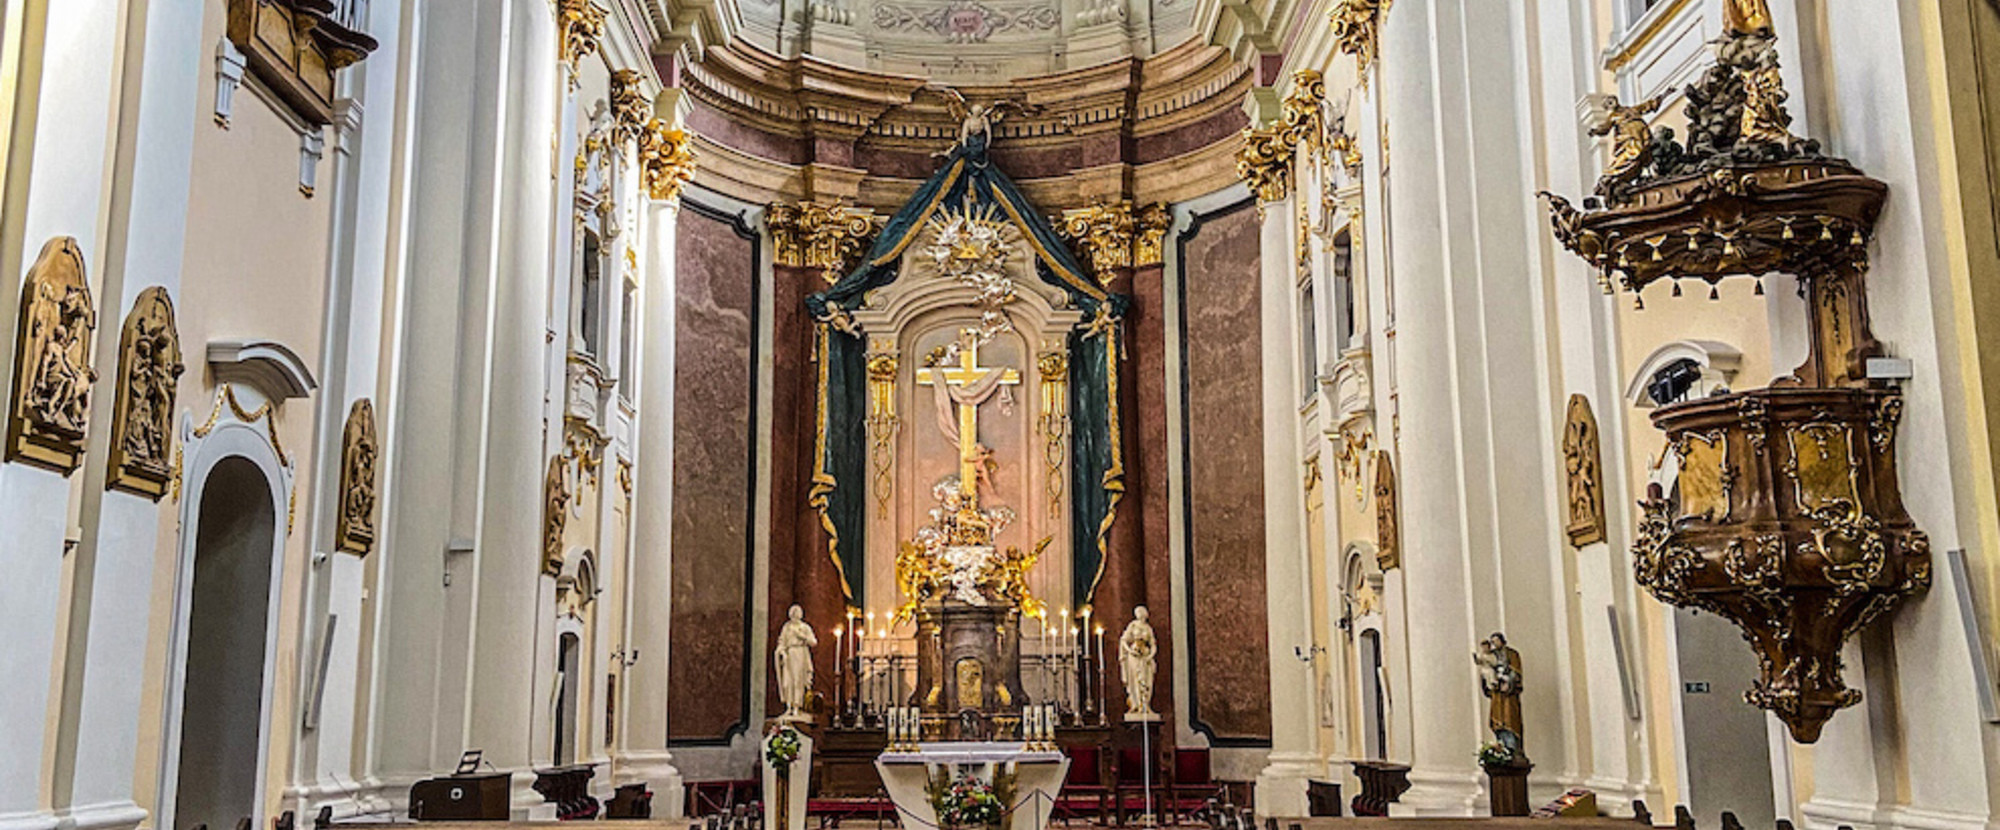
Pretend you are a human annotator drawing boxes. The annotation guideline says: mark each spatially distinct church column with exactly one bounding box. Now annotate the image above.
[369,0,506,801]
[1376,0,1484,813]
[621,189,684,813]
[1254,184,1324,817]
[465,0,562,813]
[0,0,127,828]
[288,0,404,813]
[1523,0,1656,804]
[45,1,205,829]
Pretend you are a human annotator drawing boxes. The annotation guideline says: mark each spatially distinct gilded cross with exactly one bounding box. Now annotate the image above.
[916,330,1021,507]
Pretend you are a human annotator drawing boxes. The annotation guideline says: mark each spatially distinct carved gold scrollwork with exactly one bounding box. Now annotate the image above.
[8,238,98,473]
[1281,70,1328,159]
[543,453,570,576]
[1037,350,1068,519]
[1329,0,1392,85]
[638,120,697,202]
[1057,201,1174,285]
[107,287,184,498]
[335,399,378,555]
[557,0,606,85]
[865,351,900,518]
[1238,123,1295,204]
[770,201,885,284]
[608,69,651,146]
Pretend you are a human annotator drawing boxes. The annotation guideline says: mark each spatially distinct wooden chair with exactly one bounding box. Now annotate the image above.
[1165,749,1230,824]
[1055,744,1111,825]
[1114,746,1167,826]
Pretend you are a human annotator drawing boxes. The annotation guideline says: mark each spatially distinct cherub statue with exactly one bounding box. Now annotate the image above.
[929,85,1036,155]
[1585,94,1663,203]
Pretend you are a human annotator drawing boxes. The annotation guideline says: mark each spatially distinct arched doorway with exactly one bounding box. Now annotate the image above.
[172,456,280,830]
[554,632,581,765]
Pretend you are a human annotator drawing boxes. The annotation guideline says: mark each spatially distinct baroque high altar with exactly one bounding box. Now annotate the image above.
[801,99,1130,738]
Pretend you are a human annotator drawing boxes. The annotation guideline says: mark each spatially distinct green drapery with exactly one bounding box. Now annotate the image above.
[804,141,1129,612]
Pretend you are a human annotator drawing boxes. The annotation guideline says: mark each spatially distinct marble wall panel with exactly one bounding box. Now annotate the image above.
[668,202,759,744]
[1177,198,1273,744]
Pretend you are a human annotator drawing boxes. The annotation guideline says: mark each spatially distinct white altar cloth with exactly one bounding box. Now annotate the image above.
[877,743,1069,830]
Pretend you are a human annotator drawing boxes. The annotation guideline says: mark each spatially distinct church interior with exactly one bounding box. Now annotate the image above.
[5,1,2000,830]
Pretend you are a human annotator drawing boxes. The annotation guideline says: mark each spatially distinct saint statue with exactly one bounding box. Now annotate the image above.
[775,604,818,722]
[1473,632,1525,762]
[1119,606,1159,720]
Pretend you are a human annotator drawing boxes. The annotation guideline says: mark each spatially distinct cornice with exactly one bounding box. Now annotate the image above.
[682,37,1253,207]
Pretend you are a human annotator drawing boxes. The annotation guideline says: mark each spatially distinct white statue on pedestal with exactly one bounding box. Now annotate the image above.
[1119,606,1159,720]
[775,604,818,722]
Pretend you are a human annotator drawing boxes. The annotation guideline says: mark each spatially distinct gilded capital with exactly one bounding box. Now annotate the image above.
[609,69,651,146]
[768,200,884,284]
[1281,69,1328,158]
[1058,200,1174,282]
[638,120,697,201]
[557,0,606,82]
[1237,122,1295,203]
[1330,0,1392,84]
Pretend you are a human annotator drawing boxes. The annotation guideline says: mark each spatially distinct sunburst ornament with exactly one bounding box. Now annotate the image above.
[923,197,1019,338]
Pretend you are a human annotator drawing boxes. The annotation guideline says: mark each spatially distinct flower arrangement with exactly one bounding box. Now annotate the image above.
[765,725,804,771]
[1477,740,1515,767]
[930,774,1004,829]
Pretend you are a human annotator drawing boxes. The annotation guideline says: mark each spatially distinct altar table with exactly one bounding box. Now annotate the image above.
[876,743,1069,830]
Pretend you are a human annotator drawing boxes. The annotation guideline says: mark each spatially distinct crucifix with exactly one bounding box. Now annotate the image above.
[916,329,1021,510]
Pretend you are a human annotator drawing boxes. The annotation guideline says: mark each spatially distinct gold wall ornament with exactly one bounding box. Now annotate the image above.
[1335,426,1372,503]
[106,287,184,498]
[865,351,900,518]
[1562,395,1608,547]
[1237,122,1296,204]
[1281,69,1328,159]
[1133,203,1171,267]
[769,201,885,284]
[638,120,697,201]
[557,0,606,84]
[8,238,98,473]
[1372,449,1399,570]
[1329,0,1392,85]
[542,453,571,576]
[1059,202,1137,284]
[608,69,651,146]
[335,399,378,555]
[1723,0,1773,36]
[1036,350,1068,519]
[1302,455,1322,494]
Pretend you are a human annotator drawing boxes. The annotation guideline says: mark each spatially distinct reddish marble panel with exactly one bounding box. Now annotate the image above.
[668,203,758,744]
[1178,199,1273,744]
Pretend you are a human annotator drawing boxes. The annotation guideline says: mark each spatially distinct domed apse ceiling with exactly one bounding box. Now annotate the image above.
[732,0,1202,79]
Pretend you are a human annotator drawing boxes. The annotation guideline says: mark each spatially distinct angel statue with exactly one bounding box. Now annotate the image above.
[929,85,1036,156]
[1585,94,1663,204]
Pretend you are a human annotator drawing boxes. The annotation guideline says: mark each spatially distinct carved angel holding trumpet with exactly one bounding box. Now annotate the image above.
[1584,94,1663,203]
